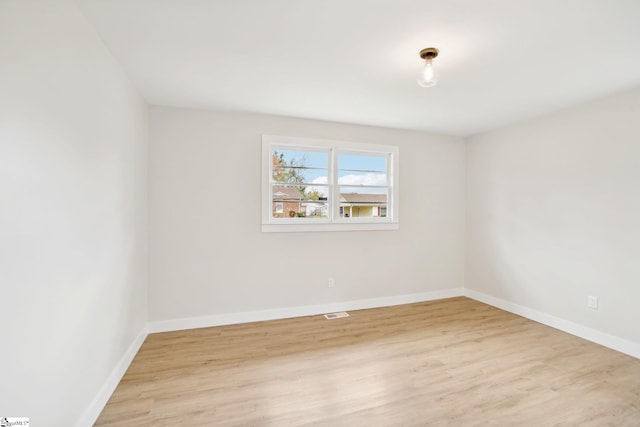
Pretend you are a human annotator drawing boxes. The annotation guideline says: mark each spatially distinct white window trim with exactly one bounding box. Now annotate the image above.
[262,134,399,232]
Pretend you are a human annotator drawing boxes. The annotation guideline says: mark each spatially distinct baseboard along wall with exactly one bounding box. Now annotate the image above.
[147,288,465,333]
[463,288,640,360]
[76,325,148,427]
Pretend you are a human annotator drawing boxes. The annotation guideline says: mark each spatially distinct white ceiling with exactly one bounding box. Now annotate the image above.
[77,0,640,136]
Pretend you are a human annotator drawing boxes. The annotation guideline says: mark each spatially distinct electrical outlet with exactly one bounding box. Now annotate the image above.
[328,277,335,288]
[588,295,598,309]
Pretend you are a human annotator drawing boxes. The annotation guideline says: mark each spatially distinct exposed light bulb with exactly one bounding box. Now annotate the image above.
[417,58,439,87]
[417,47,440,88]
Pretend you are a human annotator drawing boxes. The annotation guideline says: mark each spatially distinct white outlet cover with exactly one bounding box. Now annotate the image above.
[324,312,349,319]
[588,296,598,309]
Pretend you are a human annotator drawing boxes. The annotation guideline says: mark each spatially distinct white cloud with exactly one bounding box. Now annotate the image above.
[338,173,386,187]
[312,176,328,185]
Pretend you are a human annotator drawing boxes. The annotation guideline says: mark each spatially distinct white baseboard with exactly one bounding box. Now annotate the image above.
[75,325,149,427]
[464,288,640,360]
[148,288,464,333]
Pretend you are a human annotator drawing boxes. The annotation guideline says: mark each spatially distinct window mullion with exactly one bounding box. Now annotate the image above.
[329,147,337,222]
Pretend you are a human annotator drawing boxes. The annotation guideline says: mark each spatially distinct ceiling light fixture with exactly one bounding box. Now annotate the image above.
[417,47,440,88]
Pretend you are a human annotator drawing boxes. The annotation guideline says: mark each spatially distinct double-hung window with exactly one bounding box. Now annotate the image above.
[262,135,399,232]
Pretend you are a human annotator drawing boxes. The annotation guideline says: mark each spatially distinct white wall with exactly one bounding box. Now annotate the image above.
[466,87,640,345]
[149,108,466,322]
[4,2,636,421]
[0,1,148,425]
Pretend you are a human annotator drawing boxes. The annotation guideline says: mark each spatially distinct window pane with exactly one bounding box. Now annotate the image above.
[338,170,386,187]
[338,153,386,172]
[272,184,329,219]
[339,186,388,218]
[272,149,328,186]
[337,153,387,189]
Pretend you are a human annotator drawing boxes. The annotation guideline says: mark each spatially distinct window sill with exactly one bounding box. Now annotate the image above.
[261,222,399,233]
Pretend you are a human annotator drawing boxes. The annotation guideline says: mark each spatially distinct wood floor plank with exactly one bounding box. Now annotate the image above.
[95,297,640,426]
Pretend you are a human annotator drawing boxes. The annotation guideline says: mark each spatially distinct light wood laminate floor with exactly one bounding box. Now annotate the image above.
[96,297,640,426]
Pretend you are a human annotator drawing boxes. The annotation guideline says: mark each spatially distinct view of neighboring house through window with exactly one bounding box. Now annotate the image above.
[271,148,329,218]
[338,152,388,218]
[262,135,399,232]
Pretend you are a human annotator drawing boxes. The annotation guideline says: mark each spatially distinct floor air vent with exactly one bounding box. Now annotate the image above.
[324,312,349,319]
